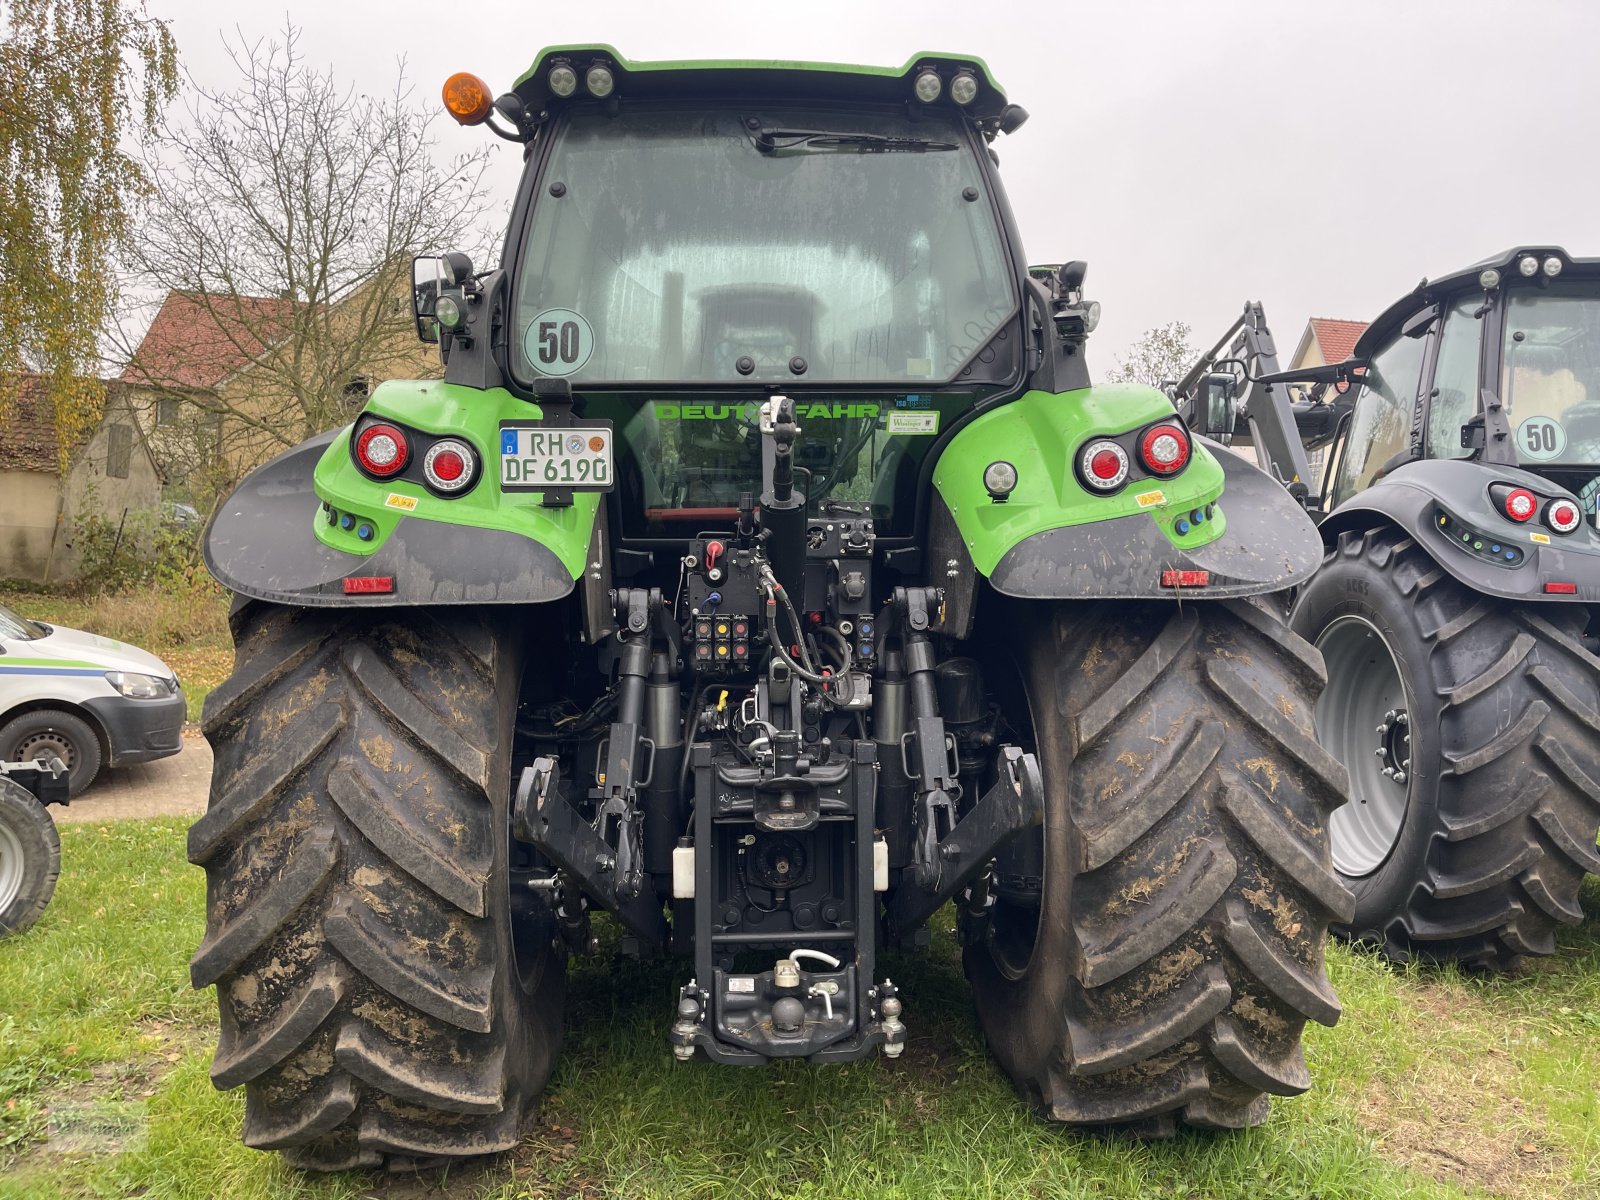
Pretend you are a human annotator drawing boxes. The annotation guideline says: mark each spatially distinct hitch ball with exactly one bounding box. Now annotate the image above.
[772,996,806,1033]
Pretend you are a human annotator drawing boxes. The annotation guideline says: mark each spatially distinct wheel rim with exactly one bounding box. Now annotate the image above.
[15,730,76,772]
[1315,616,1414,877]
[0,819,25,914]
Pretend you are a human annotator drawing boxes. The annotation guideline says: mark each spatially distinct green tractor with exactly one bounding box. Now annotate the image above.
[192,48,1350,1170]
[1175,252,1600,970]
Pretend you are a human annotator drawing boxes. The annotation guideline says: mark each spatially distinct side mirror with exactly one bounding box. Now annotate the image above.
[412,255,443,344]
[1198,373,1239,442]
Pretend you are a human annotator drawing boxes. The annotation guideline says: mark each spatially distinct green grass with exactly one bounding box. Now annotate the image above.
[2,819,1598,1199]
[0,586,233,723]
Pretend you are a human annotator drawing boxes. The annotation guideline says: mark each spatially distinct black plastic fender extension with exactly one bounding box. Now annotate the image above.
[987,440,1324,601]
[203,431,577,607]
[1319,459,1600,605]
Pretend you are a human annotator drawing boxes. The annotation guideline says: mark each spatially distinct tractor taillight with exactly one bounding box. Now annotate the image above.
[423,438,478,494]
[1080,439,1129,491]
[355,423,409,477]
[1545,498,1583,534]
[1503,488,1537,522]
[1139,423,1191,475]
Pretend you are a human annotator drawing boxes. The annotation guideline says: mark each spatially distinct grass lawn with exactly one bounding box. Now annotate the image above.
[0,818,1596,1199]
[0,586,233,724]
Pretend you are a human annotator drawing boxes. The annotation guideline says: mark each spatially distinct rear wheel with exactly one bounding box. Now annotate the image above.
[0,776,60,936]
[965,596,1350,1132]
[1291,526,1600,967]
[191,603,565,1170]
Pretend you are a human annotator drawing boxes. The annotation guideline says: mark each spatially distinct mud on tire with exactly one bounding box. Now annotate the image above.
[1291,525,1600,967]
[190,603,564,1170]
[965,596,1351,1132]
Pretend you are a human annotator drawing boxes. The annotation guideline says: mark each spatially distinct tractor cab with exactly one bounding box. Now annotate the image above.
[1303,248,1600,530]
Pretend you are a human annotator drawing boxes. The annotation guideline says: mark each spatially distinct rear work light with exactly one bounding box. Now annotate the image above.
[355,423,409,477]
[1139,422,1192,476]
[1502,487,1537,522]
[1545,498,1583,534]
[1080,439,1129,491]
[423,438,478,494]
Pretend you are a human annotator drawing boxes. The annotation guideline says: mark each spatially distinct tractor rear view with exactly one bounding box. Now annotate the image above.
[192,47,1349,1170]
[1175,252,1600,970]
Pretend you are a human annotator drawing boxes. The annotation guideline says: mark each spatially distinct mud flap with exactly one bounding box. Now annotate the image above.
[989,443,1322,600]
[204,431,576,607]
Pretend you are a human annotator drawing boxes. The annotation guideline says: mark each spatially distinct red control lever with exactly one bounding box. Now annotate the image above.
[704,540,725,571]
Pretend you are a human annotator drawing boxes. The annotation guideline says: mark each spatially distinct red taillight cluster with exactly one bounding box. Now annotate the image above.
[1080,440,1130,491]
[352,421,479,497]
[424,439,477,493]
[1502,488,1537,522]
[1546,498,1583,534]
[1494,484,1585,535]
[1140,423,1191,475]
[355,423,409,477]
[1078,421,1192,494]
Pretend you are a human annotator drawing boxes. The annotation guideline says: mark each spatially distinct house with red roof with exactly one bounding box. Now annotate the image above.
[1283,317,1369,488]
[120,280,435,500]
[1288,317,1369,374]
[0,377,162,582]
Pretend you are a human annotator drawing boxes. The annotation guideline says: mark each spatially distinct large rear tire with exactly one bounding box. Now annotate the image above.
[190,603,565,1170]
[965,596,1350,1132]
[1290,526,1600,967]
[0,776,60,936]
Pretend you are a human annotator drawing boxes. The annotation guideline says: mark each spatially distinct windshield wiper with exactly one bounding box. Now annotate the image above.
[749,125,958,155]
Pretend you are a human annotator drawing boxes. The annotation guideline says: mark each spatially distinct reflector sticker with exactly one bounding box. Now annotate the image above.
[1517,415,1567,461]
[887,411,939,435]
[1135,490,1166,508]
[1530,531,1552,544]
[384,493,418,510]
[523,308,594,377]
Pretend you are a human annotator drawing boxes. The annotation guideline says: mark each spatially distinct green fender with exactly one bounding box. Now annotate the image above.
[930,385,1322,600]
[204,380,601,607]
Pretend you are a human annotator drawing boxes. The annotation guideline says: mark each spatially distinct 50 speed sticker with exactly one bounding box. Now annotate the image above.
[524,308,594,377]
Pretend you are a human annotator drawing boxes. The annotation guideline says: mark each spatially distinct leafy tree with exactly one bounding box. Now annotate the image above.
[117,23,492,493]
[0,1,177,457]
[1107,320,1194,389]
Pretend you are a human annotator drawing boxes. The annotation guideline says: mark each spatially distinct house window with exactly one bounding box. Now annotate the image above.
[156,396,178,425]
[107,423,132,479]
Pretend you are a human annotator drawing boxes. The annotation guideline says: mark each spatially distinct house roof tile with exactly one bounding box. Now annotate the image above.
[0,375,109,473]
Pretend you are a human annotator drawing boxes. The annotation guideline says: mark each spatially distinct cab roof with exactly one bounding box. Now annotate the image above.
[1354,246,1600,359]
[511,44,1013,124]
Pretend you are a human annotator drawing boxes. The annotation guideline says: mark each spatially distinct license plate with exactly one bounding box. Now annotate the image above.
[499,423,614,492]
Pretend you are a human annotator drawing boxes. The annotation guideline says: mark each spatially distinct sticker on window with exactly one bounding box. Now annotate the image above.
[1517,415,1567,461]
[524,308,594,377]
[887,411,939,435]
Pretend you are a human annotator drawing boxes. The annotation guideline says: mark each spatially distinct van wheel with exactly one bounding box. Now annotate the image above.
[0,710,103,797]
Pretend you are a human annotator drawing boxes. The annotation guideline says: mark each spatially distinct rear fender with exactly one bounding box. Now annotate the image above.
[205,379,601,606]
[1321,459,1600,604]
[932,385,1322,600]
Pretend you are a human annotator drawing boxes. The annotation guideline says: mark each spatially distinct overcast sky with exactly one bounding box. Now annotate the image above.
[144,0,1600,370]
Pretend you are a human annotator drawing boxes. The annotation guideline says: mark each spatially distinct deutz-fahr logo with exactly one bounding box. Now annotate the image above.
[652,402,880,420]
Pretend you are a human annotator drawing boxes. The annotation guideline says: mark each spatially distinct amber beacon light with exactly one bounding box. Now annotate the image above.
[442,72,493,125]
